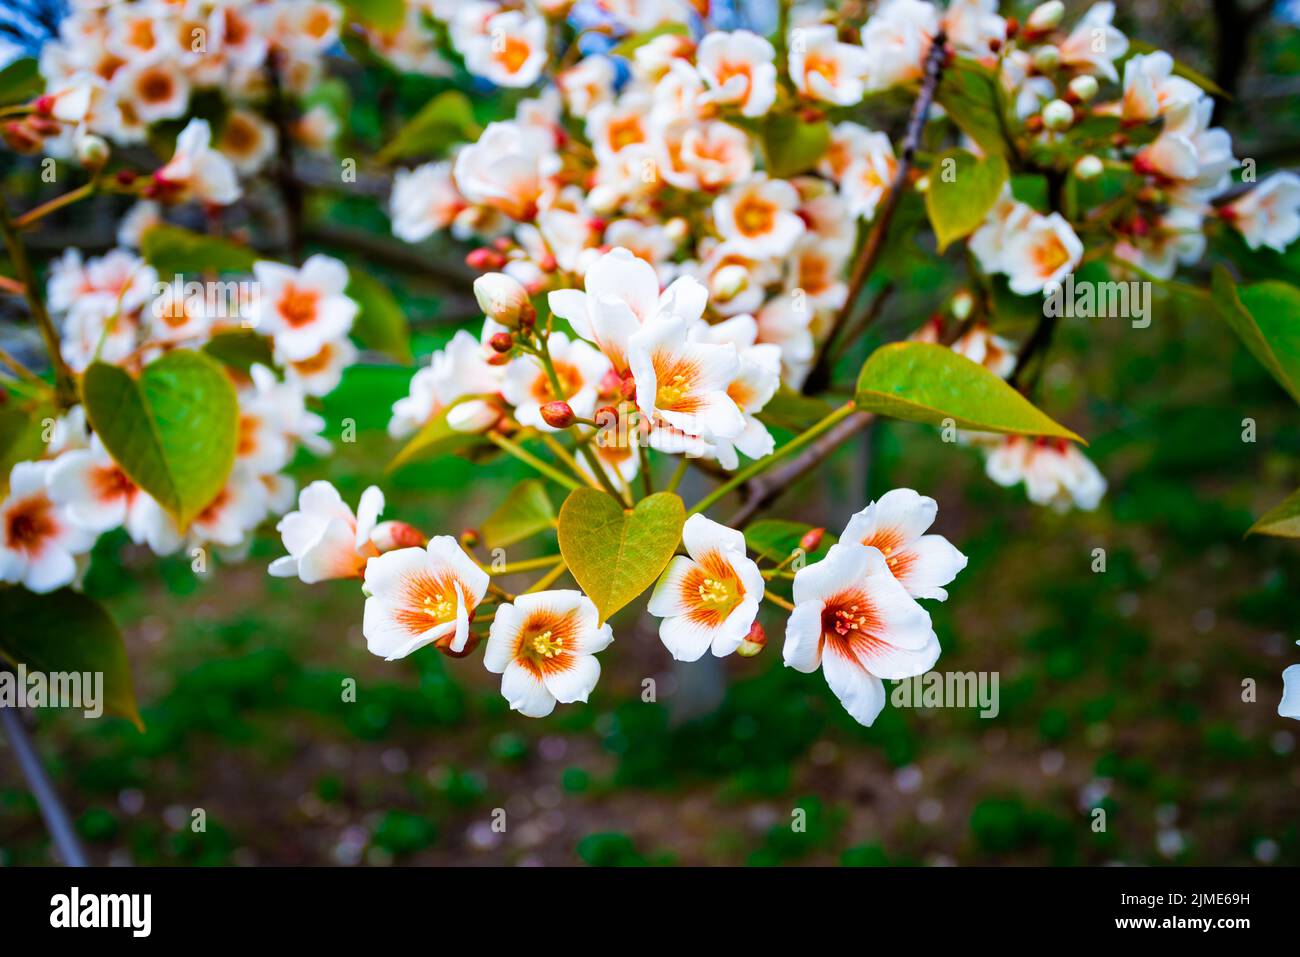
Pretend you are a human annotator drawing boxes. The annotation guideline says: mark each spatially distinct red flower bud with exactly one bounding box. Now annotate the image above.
[460,528,481,549]
[619,376,637,401]
[540,400,576,429]
[489,331,514,353]
[737,621,767,657]
[799,527,825,553]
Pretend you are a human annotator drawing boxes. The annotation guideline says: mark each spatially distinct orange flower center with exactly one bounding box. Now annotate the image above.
[734,194,776,237]
[5,494,56,552]
[278,285,319,327]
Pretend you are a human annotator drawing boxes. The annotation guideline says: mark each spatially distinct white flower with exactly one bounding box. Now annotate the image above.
[1224,172,1300,253]
[985,437,1107,511]
[943,0,1006,58]
[840,132,897,220]
[147,279,213,343]
[860,0,939,91]
[502,332,611,431]
[1280,664,1300,720]
[112,54,190,125]
[788,25,869,106]
[696,30,778,118]
[282,338,358,398]
[548,247,708,373]
[0,461,96,593]
[251,255,357,361]
[1058,2,1128,83]
[363,536,490,660]
[269,481,383,583]
[484,590,613,717]
[783,542,940,727]
[461,11,547,88]
[841,489,968,601]
[657,119,754,192]
[188,469,270,548]
[453,120,557,221]
[217,108,278,175]
[45,435,140,534]
[647,514,764,661]
[1121,51,1200,123]
[387,330,502,439]
[713,175,806,259]
[1001,212,1083,295]
[629,314,745,441]
[558,56,616,116]
[154,119,240,205]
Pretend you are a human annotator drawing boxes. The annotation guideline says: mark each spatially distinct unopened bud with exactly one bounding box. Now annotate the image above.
[587,185,620,215]
[711,264,749,302]
[540,400,576,429]
[460,528,481,549]
[664,216,689,244]
[466,247,506,271]
[1073,154,1104,180]
[914,174,931,193]
[75,133,109,169]
[1067,74,1099,103]
[489,331,514,353]
[619,375,637,401]
[798,527,825,553]
[1031,45,1061,74]
[1026,1,1065,33]
[1041,99,1074,132]
[951,290,974,321]
[473,272,531,327]
[370,520,428,552]
[736,622,767,657]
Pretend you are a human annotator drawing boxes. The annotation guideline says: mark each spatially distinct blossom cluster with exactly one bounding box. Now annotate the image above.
[271,476,966,725]
[379,0,1300,516]
[0,236,362,595]
[24,0,341,162]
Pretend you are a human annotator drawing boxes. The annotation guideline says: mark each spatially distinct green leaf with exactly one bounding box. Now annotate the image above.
[387,405,489,472]
[1010,173,1050,213]
[0,587,142,730]
[762,113,831,178]
[757,386,835,433]
[347,272,412,363]
[82,350,238,528]
[936,59,1008,158]
[482,479,556,549]
[0,399,53,497]
[746,520,836,563]
[925,148,1008,251]
[202,329,276,373]
[1212,267,1300,405]
[0,58,41,106]
[378,91,481,163]
[1248,488,1300,539]
[557,489,685,622]
[339,0,404,31]
[139,224,257,277]
[854,342,1083,442]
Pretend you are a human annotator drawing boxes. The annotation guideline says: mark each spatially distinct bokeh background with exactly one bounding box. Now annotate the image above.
[2,0,1299,866]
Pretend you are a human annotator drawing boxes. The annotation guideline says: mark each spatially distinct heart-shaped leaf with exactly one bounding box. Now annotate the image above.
[82,349,238,528]
[925,148,1008,251]
[855,342,1083,442]
[1248,487,1300,539]
[0,587,142,729]
[557,489,685,622]
[482,479,556,549]
[1212,267,1300,406]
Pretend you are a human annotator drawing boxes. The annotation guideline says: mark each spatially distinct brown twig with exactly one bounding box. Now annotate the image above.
[804,29,949,394]
[728,411,876,529]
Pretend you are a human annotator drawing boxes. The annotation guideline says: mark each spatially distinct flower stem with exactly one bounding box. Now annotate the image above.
[540,433,600,489]
[13,181,96,229]
[525,560,568,593]
[688,402,856,517]
[485,431,582,491]
[493,554,564,575]
[764,589,795,612]
[666,456,688,494]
